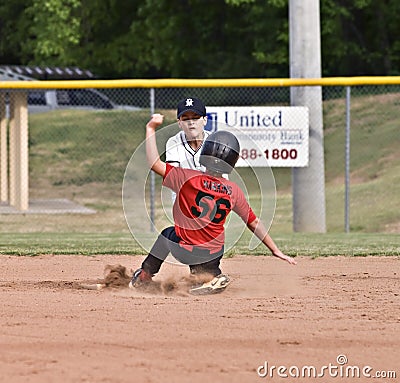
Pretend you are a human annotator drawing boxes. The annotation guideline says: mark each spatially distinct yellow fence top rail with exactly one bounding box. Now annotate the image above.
[1,76,400,89]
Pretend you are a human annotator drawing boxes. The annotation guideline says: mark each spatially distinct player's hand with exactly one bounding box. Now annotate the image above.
[147,113,164,130]
[284,255,297,265]
[273,251,297,265]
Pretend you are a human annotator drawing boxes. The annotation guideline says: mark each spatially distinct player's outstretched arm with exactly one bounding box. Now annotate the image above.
[247,217,297,265]
[146,114,167,177]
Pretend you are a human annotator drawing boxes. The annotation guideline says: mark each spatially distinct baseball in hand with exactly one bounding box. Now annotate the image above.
[147,113,164,129]
[151,113,164,124]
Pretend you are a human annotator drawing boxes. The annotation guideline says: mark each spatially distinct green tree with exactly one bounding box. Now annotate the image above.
[321,0,400,75]
[128,0,288,78]
[0,0,34,64]
[23,0,81,65]
[71,0,143,78]
[0,0,399,77]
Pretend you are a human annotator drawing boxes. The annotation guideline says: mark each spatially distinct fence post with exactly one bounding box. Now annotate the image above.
[345,86,351,232]
[0,93,8,203]
[8,92,29,210]
[149,88,156,232]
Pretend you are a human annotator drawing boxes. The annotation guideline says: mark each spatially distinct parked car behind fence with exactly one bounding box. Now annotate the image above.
[27,88,141,113]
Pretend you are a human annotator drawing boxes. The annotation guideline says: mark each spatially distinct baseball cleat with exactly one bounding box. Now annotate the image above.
[128,268,152,288]
[189,273,231,295]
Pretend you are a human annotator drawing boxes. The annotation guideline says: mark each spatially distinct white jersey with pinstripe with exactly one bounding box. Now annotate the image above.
[165,130,211,171]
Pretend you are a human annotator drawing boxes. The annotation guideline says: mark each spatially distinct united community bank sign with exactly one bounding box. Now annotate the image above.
[205,106,309,167]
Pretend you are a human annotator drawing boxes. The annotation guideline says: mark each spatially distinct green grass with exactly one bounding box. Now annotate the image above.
[271,92,400,232]
[1,91,398,256]
[270,233,400,257]
[0,233,142,256]
[0,232,398,257]
[272,156,400,233]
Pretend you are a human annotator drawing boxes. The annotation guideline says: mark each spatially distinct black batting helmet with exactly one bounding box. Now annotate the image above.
[200,131,240,174]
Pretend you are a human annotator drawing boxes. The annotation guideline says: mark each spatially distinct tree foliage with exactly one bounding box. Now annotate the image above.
[24,0,80,65]
[0,0,399,78]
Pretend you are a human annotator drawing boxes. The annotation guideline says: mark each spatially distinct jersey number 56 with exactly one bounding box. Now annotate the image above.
[190,191,231,224]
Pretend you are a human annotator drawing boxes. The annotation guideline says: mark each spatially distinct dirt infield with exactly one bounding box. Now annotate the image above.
[1,254,399,383]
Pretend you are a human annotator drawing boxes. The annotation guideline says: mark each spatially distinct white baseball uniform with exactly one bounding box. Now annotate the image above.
[165,130,211,171]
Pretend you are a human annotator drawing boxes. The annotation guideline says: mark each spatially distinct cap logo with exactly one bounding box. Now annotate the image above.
[185,98,194,107]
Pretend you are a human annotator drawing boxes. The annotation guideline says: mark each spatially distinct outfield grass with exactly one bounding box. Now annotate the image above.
[1,91,399,256]
[0,232,398,257]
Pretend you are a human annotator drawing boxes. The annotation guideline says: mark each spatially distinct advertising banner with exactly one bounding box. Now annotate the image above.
[206,106,309,167]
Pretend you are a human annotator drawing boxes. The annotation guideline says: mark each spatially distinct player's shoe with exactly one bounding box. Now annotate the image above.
[189,273,231,295]
[128,268,152,289]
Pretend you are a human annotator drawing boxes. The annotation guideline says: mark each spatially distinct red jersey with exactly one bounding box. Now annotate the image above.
[163,163,257,253]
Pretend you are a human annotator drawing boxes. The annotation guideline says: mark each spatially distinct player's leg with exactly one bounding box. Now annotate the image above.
[189,254,223,276]
[130,226,180,288]
[188,253,231,295]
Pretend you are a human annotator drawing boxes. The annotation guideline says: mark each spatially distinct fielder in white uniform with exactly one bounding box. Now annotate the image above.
[165,97,208,202]
[165,130,211,171]
[165,97,227,201]
[165,97,209,171]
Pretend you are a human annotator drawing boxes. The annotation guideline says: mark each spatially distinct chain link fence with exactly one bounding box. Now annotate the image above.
[0,83,399,233]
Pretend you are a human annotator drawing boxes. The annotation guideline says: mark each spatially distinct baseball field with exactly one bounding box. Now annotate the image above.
[1,252,399,382]
[1,93,399,382]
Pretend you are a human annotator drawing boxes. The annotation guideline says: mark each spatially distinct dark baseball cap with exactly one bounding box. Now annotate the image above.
[177,97,206,118]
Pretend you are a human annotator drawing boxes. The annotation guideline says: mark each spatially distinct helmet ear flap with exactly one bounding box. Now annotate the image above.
[200,131,240,174]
